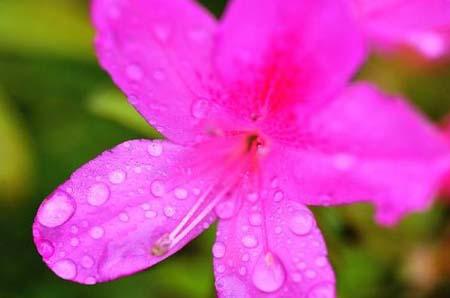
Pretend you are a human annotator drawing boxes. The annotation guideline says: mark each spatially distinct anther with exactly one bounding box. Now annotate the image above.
[151,233,172,256]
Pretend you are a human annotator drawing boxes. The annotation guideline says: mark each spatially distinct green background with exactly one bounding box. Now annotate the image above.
[0,0,449,297]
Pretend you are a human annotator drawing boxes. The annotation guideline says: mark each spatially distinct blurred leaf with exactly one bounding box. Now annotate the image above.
[87,88,161,138]
[0,0,93,60]
[0,89,34,202]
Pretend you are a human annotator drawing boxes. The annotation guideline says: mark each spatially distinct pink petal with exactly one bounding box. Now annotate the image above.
[267,83,450,225]
[441,117,450,196]
[213,196,334,297]
[215,0,365,115]
[92,0,219,143]
[352,0,450,58]
[33,140,216,284]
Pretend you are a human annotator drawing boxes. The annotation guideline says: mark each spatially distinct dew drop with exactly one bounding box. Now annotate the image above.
[216,264,226,273]
[252,252,285,293]
[191,99,210,119]
[70,237,79,247]
[126,64,143,81]
[87,183,110,206]
[108,170,126,184]
[119,212,129,222]
[85,276,97,285]
[247,192,259,202]
[315,256,328,268]
[288,210,315,236]
[147,142,163,157]
[37,240,54,258]
[81,255,94,268]
[145,210,157,218]
[163,206,175,218]
[37,191,75,228]
[241,235,258,248]
[249,213,263,226]
[174,187,188,200]
[239,266,247,276]
[292,272,303,283]
[305,269,317,279]
[52,259,77,280]
[212,242,226,258]
[215,198,237,219]
[150,180,165,197]
[273,191,284,202]
[307,282,335,298]
[89,226,105,239]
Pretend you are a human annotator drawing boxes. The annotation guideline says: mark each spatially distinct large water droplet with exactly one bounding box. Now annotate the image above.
[38,191,75,228]
[191,99,210,119]
[288,210,315,236]
[126,64,143,81]
[241,235,258,248]
[307,282,335,298]
[87,183,110,206]
[252,252,285,293]
[212,242,226,258]
[52,259,77,280]
[89,226,105,239]
[37,240,54,258]
[150,180,165,197]
[148,142,163,157]
[108,170,126,184]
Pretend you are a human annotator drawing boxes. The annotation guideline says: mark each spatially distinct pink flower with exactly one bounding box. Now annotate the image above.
[350,0,450,58]
[441,116,450,196]
[33,0,450,296]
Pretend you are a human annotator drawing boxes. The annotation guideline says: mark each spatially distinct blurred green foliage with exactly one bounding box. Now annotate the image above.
[0,0,449,298]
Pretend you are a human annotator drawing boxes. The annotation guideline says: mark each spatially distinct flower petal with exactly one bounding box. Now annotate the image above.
[441,117,450,196]
[268,83,450,225]
[213,196,334,298]
[92,0,219,143]
[352,0,450,58]
[215,0,365,114]
[33,140,216,284]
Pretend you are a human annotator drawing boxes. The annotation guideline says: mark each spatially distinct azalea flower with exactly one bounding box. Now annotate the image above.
[33,0,450,297]
[350,0,450,58]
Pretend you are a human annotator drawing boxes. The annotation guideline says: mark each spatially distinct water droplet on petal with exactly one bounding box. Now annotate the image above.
[241,235,258,248]
[273,191,284,202]
[153,69,166,81]
[163,206,175,218]
[249,213,263,226]
[252,252,285,293]
[215,198,237,219]
[126,64,143,81]
[315,256,328,268]
[212,242,226,258]
[150,180,165,197]
[37,240,54,258]
[38,191,75,228]
[307,282,335,298]
[216,264,226,273]
[89,226,105,239]
[81,255,94,268]
[305,269,317,279]
[191,99,210,119]
[292,272,303,283]
[87,183,110,206]
[148,142,163,157]
[119,212,129,222]
[52,259,77,280]
[70,237,79,247]
[108,170,126,184]
[239,266,247,276]
[288,210,315,236]
[271,177,279,188]
[174,187,188,199]
[85,276,97,285]
[145,210,157,218]
[247,192,259,202]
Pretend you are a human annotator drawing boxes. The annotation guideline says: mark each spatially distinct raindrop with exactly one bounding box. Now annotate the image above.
[163,206,175,218]
[81,255,94,268]
[174,187,188,200]
[145,210,157,219]
[150,180,165,197]
[108,170,126,184]
[85,276,97,285]
[148,142,163,157]
[252,252,285,293]
[87,183,110,206]
[119,212,129,222]
[273,191,284,202]
[215,198,237,219]
[126,64,143,81]
[191,99,210,119]
[52,259,77,280]
[305,269,317,279]
[239,266,247,276]
[241,254,250,262]
[288,210,315,236]
[292,272,303,283]
[216,264,226,273]
[247,192,259,202]
[315,256,328,268]
[89,226,105,239]
[249,213,263,226]
[37,240,54,258]
[307,282,335,298]
[37,191,75,228]
[241,235,258,248]
[70,237,79,247]
[212,242,226,258]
